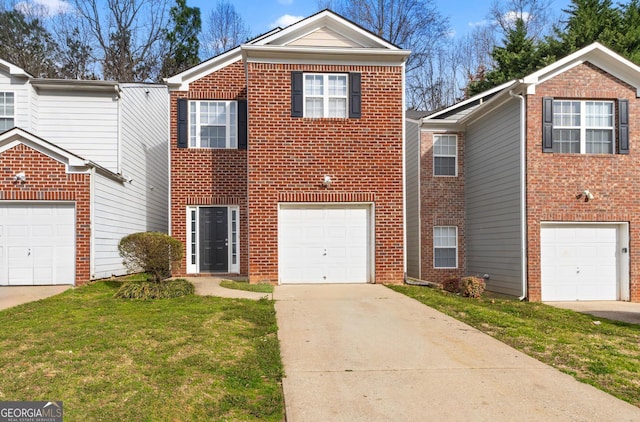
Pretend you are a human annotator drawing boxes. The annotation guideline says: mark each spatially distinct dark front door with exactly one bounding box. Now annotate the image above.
[199,207,228,272]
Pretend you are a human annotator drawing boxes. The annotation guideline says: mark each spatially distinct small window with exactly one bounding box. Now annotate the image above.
[189,100,237,148]
[552,100,614,154]
[433,134,457,176]
[0,92,15,131]
[434,226,457,268]
[304,73,348,118]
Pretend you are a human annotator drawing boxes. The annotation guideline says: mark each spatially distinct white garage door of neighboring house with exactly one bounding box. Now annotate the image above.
[541,224,625,301]
[279,204,370,284]
[0,203,75,286]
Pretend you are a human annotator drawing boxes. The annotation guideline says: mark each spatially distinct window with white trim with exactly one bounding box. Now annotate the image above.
[433,134,457,176]
[552,100,614,154]
[0,92,15,131]
[304,73,348,118]
[189,100,237,148]
[434,226,457,268]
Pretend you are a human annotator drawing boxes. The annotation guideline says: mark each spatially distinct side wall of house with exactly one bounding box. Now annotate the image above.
[246,63,405,284]
[0,71,32,131]
[405,119,420,278]
[170,60,249,276]
[35,90,119,172]
[526,62,640,302]
[419,130,466,283]
[465,98,522,296]
[92,84,169,279]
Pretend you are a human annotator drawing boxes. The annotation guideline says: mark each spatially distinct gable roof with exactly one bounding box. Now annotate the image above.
[165,9,410,91]
[0,59,33,78]
[0,127,125,181]
[420,42,640,129]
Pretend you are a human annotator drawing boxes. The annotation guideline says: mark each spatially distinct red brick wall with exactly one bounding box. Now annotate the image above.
[419,131,465,282]
[170,60,249,276]
[526,62,640,301]
[246,63,405,284]
[0,143,91,284]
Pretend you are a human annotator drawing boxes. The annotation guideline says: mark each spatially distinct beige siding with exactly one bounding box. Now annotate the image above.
[288,27,362,47]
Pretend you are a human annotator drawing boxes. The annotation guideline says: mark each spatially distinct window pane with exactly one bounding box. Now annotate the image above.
[434,226,456,247]
[586,129,613,154]
[586,101,613,127]
[434,135,456,155]
[305,75,324,95]
[306,98,323,118]
[552,129,580,153]
[229,102,237,148]
[434,157,456,176]
[189,102,197,147]
[0,118,13,131]
[435,248,456,268]
[328,75,347,96]
[554,101,580,126]
[201,126,226,148]
[328,98,346,117]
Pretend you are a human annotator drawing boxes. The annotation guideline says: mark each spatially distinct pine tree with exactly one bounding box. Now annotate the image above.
[159,0,201,79]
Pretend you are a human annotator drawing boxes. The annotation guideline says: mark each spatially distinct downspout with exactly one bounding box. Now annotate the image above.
[509,90,528,301]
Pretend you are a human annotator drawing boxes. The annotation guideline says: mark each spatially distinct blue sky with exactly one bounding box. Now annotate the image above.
[190,0,573,40]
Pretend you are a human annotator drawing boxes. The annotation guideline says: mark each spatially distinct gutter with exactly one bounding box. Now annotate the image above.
[509,89,528,301]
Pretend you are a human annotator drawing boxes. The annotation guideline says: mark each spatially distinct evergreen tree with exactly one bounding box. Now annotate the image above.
[159,0,201,79]
[617,0,640,64]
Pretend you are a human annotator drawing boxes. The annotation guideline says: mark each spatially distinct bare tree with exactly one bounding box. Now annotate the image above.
[73,0,169,81]
[490,0,553,40]
[201,1,250,58]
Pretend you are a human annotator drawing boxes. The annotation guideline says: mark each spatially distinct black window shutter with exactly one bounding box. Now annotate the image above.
[542,97,554,153]
[177,98,188,148]
[291,71,303,117]
[619,99,629,154]
[349,72,361,118]
[238,100,248,150]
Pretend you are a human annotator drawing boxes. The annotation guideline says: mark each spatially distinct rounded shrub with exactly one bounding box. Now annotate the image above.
[118,232,183,282]
[459,276,486,298]
[442,275,460,293]
[114,279,195,299]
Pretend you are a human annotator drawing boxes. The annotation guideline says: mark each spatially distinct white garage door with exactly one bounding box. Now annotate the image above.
[279,204,370,284]
[541,224,619,301]
[0,203,75,286]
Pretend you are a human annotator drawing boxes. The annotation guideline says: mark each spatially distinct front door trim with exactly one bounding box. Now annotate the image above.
[186,205,240,274]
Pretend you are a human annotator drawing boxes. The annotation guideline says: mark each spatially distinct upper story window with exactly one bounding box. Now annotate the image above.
[552,100,614,154]
[189,100,237,148]
[434,226,457,269]
[433,134,457,176]
[543,97,628,154]
[0,92,15,132]
[304,73,348,118]
[291,71,361,119]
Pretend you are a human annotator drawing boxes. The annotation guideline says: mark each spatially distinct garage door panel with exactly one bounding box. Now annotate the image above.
[541,224,619,301]
[0,203,75,286]
[280,205,369,284]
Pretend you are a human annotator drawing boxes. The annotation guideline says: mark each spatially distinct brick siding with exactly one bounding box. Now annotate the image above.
[526,62,640,301]
[0,143,91,284]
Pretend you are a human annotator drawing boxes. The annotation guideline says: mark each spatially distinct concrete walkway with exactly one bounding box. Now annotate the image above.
[548,301,640,325]
[274,284,640,422]
[0,285,71,311]
[188,277,273,300]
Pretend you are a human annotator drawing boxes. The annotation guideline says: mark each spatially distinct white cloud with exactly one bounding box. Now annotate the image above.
[15,0,73,17]
[277,0,294,5]
[468,19,490,28]
[270,14,304,28]
[503,11,531,24]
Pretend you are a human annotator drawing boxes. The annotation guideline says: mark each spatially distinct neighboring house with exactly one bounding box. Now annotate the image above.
[406,42,640,302]
[0,60,168,286]
[166,10,409,284]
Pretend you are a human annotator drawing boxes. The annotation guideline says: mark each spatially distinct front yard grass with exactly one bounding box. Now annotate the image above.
[0,280,284,421]
[220,279,274,294]
[389,285,640,407]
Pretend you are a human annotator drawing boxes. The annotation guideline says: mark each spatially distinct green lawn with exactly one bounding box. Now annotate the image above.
[389,285,640,407]
[0,280,284,421]
[220,279,274,294]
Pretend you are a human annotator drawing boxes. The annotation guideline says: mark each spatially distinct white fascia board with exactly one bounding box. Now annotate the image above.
[241,45,409,65]
[0,59,33,78]
[425,80,517,120]
[165,49,243,91]
[254,11,399,50]
[459,82,526,127]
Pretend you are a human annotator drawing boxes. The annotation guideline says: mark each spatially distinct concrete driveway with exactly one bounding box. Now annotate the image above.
[274,284,640,421]
[548,301,640,325]
[0,285,71,311]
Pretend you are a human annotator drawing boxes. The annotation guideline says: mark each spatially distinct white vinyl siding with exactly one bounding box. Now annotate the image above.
[0,92,15,131]
[92,85,169,279]
[36,91,119,171]
[434,226,457,268]
[304,73,347,118]
[433,134,457,176]
[189,100,237,148]
[552,100,614,154]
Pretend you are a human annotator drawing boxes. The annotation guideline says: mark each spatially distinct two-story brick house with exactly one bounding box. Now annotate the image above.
[407,43,640,302]
[0,60,168,286]
[167,10,409,284]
